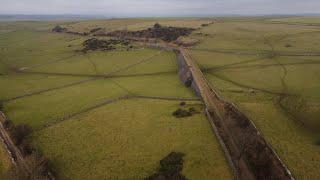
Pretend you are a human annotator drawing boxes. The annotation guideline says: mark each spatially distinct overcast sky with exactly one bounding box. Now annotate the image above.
[1,0,320,16]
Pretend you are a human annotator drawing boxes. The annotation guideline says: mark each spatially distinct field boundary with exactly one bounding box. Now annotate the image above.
[17,70,177,78]
[41,95,200,130]
[3,51,165,103]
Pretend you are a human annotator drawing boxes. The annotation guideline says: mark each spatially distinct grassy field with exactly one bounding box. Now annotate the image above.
[1,17,320,179]
[190,17,320,178]
[268,17,320,24]
[0,74,84,100]
[31,99,232,179]
[191,21,320,52]
[29,49,175,76]
[0,18,234,179]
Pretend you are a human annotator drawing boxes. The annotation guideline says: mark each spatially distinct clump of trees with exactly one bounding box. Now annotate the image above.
[107,23,195,42]
[52,25,67,33]
[172,109,192,118]
[172,102,199,118]
[184,77,193,87]
[147,152,187,180]
[3,120,32,152]
[82,38,131,52]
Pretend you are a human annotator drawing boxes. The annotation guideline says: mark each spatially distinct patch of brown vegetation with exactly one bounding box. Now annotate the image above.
[52,25,67,33]
[82,38,131,52]
[107,23,195,42]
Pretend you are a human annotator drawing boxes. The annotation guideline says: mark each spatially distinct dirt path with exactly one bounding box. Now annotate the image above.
[178,48,294,180]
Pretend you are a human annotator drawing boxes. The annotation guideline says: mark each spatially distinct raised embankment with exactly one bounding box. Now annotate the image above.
[0,112,54,179]
[0,112,30,172]
[177,48,294,180]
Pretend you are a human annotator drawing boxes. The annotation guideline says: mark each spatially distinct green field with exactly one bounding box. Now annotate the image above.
[0,18,233,179]
[190,18,320,179]
[31,99,232,179]
[1,17,320,179]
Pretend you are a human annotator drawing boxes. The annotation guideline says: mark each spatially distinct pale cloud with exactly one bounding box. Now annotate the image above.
[0,0,319,16]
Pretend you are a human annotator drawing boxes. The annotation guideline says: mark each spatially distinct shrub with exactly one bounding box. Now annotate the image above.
[52,25,67,33]
[285,44,292,48]
[11,124,32,146]
[172,109,192,118]
[20,140,34,156]
[154,23,162,29]
[184,77,193,87]
[159,152,185,174]
[147,152,187,180]
[180,102,186,106]
[3,118,14,129]
[0,101,3,111]
[82,38,130,52]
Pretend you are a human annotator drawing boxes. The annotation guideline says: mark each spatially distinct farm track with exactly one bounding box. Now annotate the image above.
[178,48,294,180]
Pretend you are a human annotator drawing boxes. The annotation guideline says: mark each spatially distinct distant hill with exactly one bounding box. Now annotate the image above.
[0,14,108,21]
